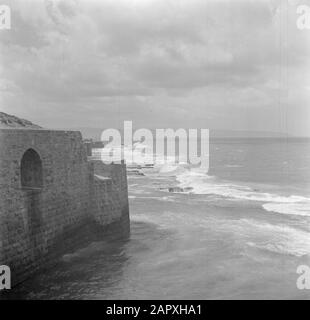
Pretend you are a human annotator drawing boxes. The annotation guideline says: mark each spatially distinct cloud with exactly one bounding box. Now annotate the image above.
[0,0,309,135]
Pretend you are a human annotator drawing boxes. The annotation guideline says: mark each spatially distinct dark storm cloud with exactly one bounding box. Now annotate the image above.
[0,0,309,135]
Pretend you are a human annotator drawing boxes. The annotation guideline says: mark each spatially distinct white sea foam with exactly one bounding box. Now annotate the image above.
[133,196,176,202]
[262,202,310,217]
[175,168,310,217]
[103,142,310,217]
[158,163,188,176]
[241,219,310,257]
[131,141,310,217]
[95,142,155,165]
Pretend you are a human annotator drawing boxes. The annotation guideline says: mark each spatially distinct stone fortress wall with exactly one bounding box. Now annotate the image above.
[0,128,130,285]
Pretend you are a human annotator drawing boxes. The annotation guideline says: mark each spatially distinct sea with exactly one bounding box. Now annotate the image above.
[8,137,310,299]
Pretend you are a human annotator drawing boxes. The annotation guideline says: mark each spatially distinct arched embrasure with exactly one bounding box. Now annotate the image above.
[21,149,43,189]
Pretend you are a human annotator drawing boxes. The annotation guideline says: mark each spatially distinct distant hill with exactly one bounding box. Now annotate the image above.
[0,113,294,137]
[209,129,289,138]
[56,126,291,140]
[0,112,42,129]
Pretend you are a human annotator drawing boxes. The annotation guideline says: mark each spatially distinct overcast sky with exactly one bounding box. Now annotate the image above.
[0,0,310,135]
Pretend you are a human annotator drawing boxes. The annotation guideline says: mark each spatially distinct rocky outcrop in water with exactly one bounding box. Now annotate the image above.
[127,169,145,176]
[163,186,194,193]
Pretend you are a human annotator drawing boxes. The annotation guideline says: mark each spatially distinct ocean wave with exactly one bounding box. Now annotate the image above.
[242,219,310,257]
[262,202,310,217]
[157,163,189,177]
[174,168,310,217]
[97,141,180,166]
[247,241,310,257]
[131,195,176,202]
[101,142,310,217]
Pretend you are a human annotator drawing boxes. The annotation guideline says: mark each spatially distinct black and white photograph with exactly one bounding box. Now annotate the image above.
[0,0,310,304]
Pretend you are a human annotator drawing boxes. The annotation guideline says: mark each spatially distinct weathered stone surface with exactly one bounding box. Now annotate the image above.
[0,128,130,286]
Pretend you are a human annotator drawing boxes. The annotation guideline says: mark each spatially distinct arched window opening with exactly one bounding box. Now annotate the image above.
[21,149,43,189]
